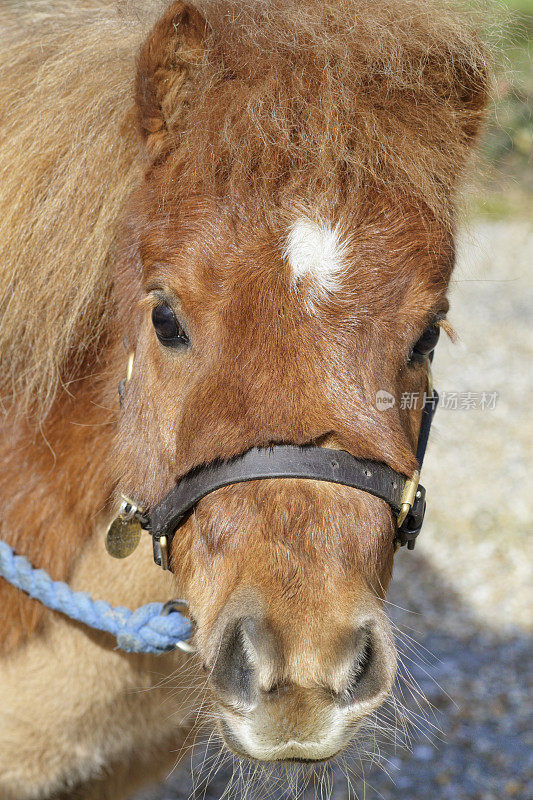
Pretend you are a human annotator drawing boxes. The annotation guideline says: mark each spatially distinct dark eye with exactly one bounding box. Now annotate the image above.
[408,322,440,365]
[151,303,189,348]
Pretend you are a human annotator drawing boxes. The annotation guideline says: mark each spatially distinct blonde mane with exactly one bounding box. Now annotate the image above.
[0,1,165,419]
[0,0,489,420]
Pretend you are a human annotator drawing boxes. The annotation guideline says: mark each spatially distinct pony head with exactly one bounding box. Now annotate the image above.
[113,0,488,762]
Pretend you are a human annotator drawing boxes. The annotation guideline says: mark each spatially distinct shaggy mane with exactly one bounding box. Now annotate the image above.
[0,0,164,418]
[0,0,489,419]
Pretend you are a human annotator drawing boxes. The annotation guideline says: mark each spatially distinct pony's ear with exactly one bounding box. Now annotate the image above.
[433,46,490,146]
[464,69,490,144]
[135,1,207,160]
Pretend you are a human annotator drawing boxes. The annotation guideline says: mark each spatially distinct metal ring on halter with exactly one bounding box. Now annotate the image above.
[118,495,143,523]
[161,599,197,653]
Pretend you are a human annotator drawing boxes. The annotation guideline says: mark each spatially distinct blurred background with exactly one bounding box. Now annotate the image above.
[471,0,532,220]
[132,1,532,798]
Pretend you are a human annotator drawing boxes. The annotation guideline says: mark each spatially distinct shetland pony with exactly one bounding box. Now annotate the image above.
[0,1,488,797]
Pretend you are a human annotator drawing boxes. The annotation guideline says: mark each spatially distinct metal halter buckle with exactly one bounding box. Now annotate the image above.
[396,470,420,528]
[161,599,197,653]
[396,484,426,550]
[153,534,170,571]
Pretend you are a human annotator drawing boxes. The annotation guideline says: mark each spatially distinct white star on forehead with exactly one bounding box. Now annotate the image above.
[284,215,348,297]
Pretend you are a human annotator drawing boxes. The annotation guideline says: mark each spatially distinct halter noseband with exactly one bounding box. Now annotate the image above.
[109,357,438,571]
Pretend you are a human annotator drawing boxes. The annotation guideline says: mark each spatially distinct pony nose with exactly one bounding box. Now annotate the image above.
[210,614,393,712]
[209,612,396,762]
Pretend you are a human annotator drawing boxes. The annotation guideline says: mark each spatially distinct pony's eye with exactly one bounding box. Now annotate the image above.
[151,303,189,348]
[408,322,440,365]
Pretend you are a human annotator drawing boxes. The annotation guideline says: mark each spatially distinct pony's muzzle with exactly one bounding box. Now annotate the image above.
[207,609,396,762]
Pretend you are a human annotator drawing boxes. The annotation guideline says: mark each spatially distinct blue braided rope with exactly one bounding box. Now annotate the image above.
[0,540,193,654]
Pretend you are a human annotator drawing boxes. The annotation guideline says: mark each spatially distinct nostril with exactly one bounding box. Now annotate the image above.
[352,632,373,681]
[345,629,373,692]
[338,625,390,707]
[210,619,257,705]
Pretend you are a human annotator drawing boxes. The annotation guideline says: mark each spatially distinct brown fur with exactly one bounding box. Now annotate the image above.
[137,0,488,212]
[0,0,490,792]
[0,0,488,419]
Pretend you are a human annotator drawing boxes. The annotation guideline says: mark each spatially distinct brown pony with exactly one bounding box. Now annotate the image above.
[0,0,489,797]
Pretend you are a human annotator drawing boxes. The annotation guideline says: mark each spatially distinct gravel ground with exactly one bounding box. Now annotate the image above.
[133,221,532,800]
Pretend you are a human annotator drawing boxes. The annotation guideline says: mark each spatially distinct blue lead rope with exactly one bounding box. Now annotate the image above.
[0,540,193,654]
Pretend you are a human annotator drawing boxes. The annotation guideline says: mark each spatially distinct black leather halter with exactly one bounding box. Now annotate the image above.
[138,378,438,570]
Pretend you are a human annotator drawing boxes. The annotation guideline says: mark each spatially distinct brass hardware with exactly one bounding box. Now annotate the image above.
[159,535,169,571]
[105,516,142,558]
[395,360,431,532]
[118,495,142,521]
[396,470,420,528]
[126,351,134,382]
[105,495,144,559]
[118,352,135,406]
